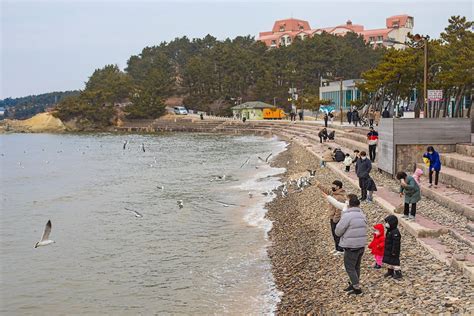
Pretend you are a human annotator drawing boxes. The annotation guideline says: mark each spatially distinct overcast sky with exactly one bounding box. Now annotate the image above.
[1,0,472,99]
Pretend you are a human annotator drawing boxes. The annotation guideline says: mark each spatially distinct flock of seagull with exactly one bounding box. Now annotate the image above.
[31,139,315,249]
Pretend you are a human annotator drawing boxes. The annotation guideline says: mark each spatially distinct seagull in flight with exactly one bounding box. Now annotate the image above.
[307,169,316,177]
[125,207,143,218]
[34,220,55,248]
[258,153,273,163]
[240,156,251,168]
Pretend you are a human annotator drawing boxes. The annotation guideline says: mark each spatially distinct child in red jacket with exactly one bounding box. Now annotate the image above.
[368,223,385,269]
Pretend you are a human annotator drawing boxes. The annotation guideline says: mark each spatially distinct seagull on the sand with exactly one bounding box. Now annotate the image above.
[307,170,316,177]
[141,143,146,152]
[125,207,143,218]
[248,192,253,198]
[123,140,128,150]
[177,200,184,209]
[34,220,55,248]
[157,186,164,190]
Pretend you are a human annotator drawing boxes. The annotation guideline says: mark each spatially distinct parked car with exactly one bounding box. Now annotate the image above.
[174,106,188,115]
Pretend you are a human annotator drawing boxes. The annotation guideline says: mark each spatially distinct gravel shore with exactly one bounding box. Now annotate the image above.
[266,142,473,314]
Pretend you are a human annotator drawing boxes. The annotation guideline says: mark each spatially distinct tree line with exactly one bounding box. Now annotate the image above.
[359,16,473,118]
[54,32,383,126]
[54,15,473,126]
[0,91,79,120]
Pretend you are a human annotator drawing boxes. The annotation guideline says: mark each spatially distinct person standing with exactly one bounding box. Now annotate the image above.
[317,180,346,255]
[346,109,352,125]
[423,146,441,188]
[383,215,402,279]
[352,108,360,127]
[335,194,368,295]
[323,113,329,127]
[366,176,377,202]
[343,153,352,172]
[368,223,385,269]
[368,109,376,127]
[367,127,379,162]
[382,107,390,118]
[396,171,421,220]
[355,151,372,201]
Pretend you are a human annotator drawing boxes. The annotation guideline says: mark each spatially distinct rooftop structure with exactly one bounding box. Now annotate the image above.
[258,15,414,49]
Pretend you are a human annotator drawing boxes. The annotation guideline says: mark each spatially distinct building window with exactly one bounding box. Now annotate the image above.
[377,35,383,41]
[406,18,413,28]
[271,40,276,46]
[279,25,285,32]
[299,25,304,30]
[287,37,292,43]
[369,36,375,42]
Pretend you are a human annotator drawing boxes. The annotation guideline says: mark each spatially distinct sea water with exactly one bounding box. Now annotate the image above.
[0,133,286,315]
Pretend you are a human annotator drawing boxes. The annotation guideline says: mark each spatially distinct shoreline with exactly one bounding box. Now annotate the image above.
[265,140,473,314]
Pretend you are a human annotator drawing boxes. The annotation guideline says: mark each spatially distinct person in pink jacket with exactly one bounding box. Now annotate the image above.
[412,168,423,185]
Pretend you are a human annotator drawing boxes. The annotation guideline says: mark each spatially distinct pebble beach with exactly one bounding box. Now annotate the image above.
[266,141,473,314]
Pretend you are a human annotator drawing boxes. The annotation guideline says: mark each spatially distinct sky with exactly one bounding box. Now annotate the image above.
[1,0,472,99]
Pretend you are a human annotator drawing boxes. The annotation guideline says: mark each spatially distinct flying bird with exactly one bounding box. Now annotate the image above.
[258,153,273,163]
[307,170,316,177]
[125,207,143,218]
[240,156,251,168]
[34,220,55,248]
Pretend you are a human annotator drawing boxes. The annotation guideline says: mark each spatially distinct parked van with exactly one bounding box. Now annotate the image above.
[174,106,188,115]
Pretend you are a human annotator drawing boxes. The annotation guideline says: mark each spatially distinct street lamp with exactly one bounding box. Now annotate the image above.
[384,34,430,117]
[334,77,344,125]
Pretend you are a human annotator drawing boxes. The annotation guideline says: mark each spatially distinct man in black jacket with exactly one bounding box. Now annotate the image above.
[318,128,329,143]
[352,109,360,127]
[383,215,402,279]
[355,151,372,201]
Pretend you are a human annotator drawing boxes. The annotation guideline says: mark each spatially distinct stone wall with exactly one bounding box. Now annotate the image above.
[395,144,456,173]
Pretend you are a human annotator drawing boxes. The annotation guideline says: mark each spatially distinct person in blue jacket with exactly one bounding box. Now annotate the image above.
[423,146,441,188]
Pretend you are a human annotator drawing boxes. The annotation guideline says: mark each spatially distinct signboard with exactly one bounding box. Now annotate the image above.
[428,90,443,101]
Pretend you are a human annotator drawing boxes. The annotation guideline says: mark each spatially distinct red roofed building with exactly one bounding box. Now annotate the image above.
[258,15,414,49]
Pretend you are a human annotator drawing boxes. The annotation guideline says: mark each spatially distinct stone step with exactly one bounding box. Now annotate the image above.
[440,152,474,174]
[420,184,474,221]
[334,136,369,154]
[456,143,474,157]
[418,163,474,195]
[340,130,368,143]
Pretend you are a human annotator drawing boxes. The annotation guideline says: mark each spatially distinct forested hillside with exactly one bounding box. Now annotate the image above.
[0,91,79,119]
